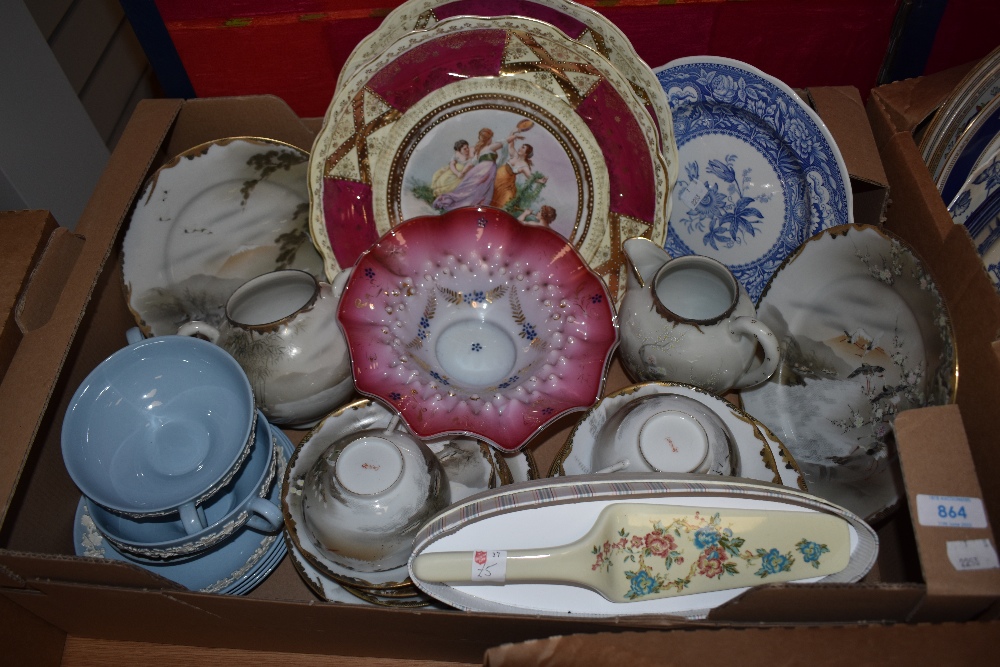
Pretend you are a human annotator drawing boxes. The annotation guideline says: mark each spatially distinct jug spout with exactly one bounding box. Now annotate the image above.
[623,237,670,290]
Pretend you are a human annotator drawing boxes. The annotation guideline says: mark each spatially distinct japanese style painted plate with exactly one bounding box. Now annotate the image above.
[550,382,805,492]
[337,0,678,174]
[122,138,325,336]
[407,475,878,618]
[282,398,538,593]
[309,15,670,301]
[653,56,853,302]
[371,76,610,272]
[920,44,1000,186]
[740,225,958,523]
[74,424,293,595]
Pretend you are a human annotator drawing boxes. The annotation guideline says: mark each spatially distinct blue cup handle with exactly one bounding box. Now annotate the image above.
[125,327,144,345]
[179,501,208,535]
[245,498,283,533]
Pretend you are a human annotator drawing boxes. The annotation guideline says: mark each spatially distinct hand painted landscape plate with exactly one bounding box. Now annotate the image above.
[740,225,957,523]
[74,425,293,595]
[282,398,538,593]
[550,382,805,492]
[337,0,678,176]
[122,138,325,336]
[309,15,670,301]
[653,56,852,302]
[407,475,877,618]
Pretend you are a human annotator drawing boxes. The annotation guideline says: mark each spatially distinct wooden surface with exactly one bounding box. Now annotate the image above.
[61,637,479,667]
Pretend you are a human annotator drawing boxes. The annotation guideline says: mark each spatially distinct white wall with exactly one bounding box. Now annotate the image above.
[0,0,156,229]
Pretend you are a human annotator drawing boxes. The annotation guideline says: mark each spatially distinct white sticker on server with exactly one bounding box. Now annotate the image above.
[946,539,1000,572]
[916,494,988,529]
[471,550,507,583]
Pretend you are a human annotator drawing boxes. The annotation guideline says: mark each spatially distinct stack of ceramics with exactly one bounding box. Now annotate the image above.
[921,45,1000,292]
[64,329,290,595]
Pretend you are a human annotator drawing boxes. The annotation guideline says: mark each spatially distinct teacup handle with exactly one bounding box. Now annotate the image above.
[177,320,221,343]
[179,501,209,535]
[245,498,283,533]
[729,316,780,390]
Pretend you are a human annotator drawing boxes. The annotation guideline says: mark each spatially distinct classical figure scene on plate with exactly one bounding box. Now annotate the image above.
[400,109,580,241]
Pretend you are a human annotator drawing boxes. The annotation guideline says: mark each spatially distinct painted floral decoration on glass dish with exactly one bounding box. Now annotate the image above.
[337,206,618,452]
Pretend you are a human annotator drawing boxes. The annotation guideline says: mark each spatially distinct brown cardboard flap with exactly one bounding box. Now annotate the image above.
[0,211,57,385]
[804,86,889,227]
[708,582,924,623]
[808,86,888,189]
[0,594,65,667]
[0,99,184,530]
[869,62,976,137]
[482,622,1000,666]
[164,95,316,159]
[1,581,217,645]
[15,229,85,333]
[0,551,183,592]
[895,406,1000,618]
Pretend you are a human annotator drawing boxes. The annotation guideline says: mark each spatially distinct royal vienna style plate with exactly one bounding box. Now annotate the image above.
[122,138,324,336]
[310,15,670,301]
[654,57,852,302]
[338,0,678,176]
[740,225,957,522]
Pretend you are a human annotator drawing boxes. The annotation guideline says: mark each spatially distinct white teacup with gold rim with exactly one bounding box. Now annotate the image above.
[591,393,736,476]
[301,415,451,573]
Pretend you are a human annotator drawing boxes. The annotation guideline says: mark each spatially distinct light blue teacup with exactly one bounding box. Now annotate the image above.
[62,329,256,532]
[87,412,283,560]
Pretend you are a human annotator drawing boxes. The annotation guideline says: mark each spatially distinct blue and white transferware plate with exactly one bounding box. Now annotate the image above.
[920,44,1000,186]
[653,56,852,302]
[936,92,1000,206]
[74,422,293,595]
[740,225,957,523]
[949,151,1000,292]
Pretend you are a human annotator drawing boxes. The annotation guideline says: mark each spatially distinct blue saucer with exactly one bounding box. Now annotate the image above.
[74,422,294,595]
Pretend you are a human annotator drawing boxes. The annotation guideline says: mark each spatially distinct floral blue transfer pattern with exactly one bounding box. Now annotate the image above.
[656,59,850,302]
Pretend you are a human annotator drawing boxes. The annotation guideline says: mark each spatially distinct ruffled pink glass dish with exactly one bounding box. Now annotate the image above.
[338,206,618,452]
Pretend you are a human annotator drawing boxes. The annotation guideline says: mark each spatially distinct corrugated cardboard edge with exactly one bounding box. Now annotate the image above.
[896,406,1000,621]
[0,100,184,529]
[482,621,1000,666]
[867,70,1000,621]
[0,211,57,381]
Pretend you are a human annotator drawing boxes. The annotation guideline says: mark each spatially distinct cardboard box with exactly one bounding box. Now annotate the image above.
[0,87,996,664]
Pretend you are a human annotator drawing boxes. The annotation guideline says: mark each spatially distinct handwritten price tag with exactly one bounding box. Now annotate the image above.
[676,181,708,211]
[471,550,507,583]
[946,539,999,572]
[916,495,988,529]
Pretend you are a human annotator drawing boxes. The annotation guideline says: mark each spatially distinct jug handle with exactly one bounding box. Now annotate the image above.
[729,317,781,390]
[177,320,221,343]
[622,237,669,289]
[330,266,354,298]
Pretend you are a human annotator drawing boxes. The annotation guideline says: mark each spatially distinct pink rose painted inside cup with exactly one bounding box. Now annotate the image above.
[337,206,618,452]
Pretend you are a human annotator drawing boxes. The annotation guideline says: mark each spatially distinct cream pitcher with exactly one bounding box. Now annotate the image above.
[618,237,779,394]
